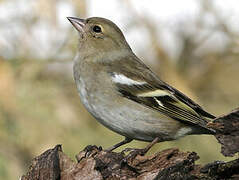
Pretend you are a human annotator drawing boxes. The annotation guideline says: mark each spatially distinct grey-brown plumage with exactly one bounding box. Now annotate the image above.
[67,17,215,151]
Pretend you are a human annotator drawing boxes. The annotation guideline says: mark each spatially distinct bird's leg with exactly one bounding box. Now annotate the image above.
[124,137,159,155]
[122,137,159,163]
[106,137,132,151]
[140,137,159,155]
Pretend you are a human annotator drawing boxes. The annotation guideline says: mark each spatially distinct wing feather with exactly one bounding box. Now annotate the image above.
[106,55,215,131]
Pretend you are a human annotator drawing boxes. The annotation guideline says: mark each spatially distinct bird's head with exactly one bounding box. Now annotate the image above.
[67,17,131,57]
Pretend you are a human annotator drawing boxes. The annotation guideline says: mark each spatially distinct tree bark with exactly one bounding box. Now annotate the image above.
[21,109,239,180]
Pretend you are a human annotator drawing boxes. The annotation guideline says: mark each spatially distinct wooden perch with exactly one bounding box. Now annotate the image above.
[208,108,239,157]
[21,109,239,180]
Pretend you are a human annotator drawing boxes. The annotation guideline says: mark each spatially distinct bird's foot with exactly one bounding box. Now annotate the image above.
[122,147,147,156]
[121,137,159,165]
[121,148,147,166]
[76,145,102,162]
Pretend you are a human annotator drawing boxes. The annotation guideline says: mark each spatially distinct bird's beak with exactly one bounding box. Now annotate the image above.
[67,17,86,32]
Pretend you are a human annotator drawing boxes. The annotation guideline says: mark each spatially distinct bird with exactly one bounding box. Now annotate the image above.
[67,16,216,154]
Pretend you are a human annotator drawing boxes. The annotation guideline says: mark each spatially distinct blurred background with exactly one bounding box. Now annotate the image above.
[0,0,239,179]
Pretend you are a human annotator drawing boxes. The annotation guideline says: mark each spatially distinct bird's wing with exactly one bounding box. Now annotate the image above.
[108,57,215,130]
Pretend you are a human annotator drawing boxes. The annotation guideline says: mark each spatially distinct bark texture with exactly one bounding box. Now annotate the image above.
[21,109,239,180]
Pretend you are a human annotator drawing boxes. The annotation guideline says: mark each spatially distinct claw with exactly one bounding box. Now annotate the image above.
[121,137,160,165]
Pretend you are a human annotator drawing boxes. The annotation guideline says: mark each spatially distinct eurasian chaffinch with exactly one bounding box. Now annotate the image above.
[67,17,215,153]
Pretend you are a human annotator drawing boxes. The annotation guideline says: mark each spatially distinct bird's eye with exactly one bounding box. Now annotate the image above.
[92,25,102,33]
